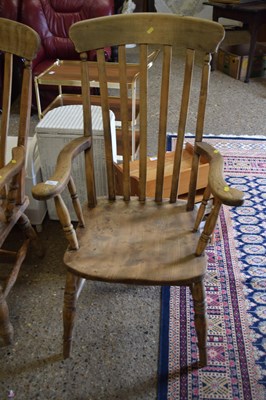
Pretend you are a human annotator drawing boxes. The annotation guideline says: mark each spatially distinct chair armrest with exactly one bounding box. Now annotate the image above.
[32,136,91,201]
[0,146,25,190]
[195,141,245,207]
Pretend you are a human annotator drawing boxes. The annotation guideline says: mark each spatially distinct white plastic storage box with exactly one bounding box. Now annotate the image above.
[6,135,47,230]
[35,105,117,221]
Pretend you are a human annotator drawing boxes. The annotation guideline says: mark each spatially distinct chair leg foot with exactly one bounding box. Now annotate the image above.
[198,348,207,368]
[190,280,208,368]
[63,338,72,359]
[63,272,81,358]
[0,295,14,346]
[1,328,13,346]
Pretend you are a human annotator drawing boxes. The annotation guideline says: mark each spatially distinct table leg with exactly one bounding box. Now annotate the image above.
[34,76,43,120]
[211,13,220,71]
[245,22,259,83]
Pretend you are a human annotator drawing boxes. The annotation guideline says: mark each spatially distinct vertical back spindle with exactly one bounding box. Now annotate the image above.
[170,49,194,203]
[0,53,12,169]
[187,53,211,211]
[138,45,148,202]
[81,52,96,207]
[97,49,116,201]
[17,59,32,203]
[118,45,131,200]
[155,45,172,203]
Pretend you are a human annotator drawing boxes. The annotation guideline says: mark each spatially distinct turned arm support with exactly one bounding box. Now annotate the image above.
[194,141,245,256]
[0,147,25,190]
[32,136,92,201]
[195,142,245,207]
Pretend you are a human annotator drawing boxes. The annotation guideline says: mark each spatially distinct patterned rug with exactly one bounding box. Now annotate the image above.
[158,136,266,400]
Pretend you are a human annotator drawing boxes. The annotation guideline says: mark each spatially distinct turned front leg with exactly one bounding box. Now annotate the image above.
[63,272,85,358]
[190,280,208,367]
[0,288,14,345]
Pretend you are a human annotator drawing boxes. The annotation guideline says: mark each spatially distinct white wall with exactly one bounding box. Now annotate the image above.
[154,1,242,27]
[195,4,242,27]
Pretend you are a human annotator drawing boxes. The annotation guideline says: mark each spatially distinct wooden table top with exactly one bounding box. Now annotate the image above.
[35,50,160,87]
[204,1,266,12]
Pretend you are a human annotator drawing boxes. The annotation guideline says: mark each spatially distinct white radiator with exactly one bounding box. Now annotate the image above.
[36,105,117,221]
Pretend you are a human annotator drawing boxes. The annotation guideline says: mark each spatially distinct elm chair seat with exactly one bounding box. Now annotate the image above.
[64,198,206,284]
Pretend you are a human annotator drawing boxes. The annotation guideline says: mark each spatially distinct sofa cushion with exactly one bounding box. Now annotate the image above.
[21,0,114,61]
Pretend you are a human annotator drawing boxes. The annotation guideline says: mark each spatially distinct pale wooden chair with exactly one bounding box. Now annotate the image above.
[32,13,244,367]
[0,18,40,345]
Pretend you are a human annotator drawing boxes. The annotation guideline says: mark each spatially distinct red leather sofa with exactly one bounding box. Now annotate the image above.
[0,0,115,112]
[0,0,19,19]
[21,0,114,74]
[20,0,115,110]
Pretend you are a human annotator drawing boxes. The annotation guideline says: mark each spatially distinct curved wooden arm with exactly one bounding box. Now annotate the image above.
[32,136,92,201]
[0,146,25,190]
[195,142,245,207]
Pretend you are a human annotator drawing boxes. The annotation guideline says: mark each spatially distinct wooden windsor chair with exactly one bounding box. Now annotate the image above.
[32,13,244,367]
[0,18,40,345]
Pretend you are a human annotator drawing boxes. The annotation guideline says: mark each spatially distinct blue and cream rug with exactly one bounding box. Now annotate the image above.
[158,136,266,400]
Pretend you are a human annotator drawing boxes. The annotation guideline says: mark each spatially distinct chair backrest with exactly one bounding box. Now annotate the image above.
[0,18,40,199]
[0,0,22,110]
[69,13,224,209]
